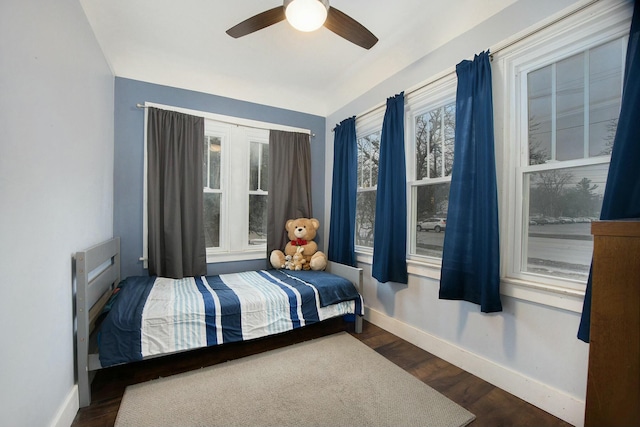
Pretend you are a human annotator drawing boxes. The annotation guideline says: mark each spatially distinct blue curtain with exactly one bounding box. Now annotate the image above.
[578,2,640,342]
[439,51,502,313]
[328,117,357,267]
[372,93,408,284]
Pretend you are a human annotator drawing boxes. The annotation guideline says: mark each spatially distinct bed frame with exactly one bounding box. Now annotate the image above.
[74,237,363,408]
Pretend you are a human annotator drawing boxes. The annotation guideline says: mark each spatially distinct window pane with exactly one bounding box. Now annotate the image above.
[528,65,553,165]
[414,183,450,257]
[525,163,608,280]
[415,114,431,180]
[589,39,623,156]
[357,132,380,188]
[556,53,585,161]
[248,194,267,246]
[415,103,455,180]
[249,142,259,191]
[428,109,443,178]
[249,141,268,245]
[261,143,269,191]
[206,136,221,189]
[356,130,380,249]
[355,190,376,247]
[528,40,624,165]
[204,192,221,248]
[443,104,455,176]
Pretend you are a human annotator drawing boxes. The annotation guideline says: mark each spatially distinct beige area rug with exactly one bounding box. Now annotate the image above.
[115,332,475,427]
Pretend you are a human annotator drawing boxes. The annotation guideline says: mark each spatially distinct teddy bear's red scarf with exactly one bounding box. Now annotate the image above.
[290,238,308,246]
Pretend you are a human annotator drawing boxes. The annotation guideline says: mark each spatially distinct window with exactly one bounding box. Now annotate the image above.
[500,2,629,293]
[410,102,455,258]
[203,121,270,261]
[354,108,384,251]
[407,76,457,260]
[142,103,309,265]
[344,1,631,310]
[518,39,624,287]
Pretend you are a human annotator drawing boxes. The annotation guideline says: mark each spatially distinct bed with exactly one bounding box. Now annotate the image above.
[75,237,364,407]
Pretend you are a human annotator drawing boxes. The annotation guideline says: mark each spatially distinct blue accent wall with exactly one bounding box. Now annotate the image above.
[114,77,326,278]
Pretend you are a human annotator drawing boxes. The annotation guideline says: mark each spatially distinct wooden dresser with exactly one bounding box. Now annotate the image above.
[585,220,640,427]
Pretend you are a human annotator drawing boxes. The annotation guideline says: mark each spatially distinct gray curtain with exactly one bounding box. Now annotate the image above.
[147,107,207,278]
[267,130,313,262]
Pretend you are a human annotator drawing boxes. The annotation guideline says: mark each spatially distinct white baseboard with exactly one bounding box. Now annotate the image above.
[50,385,79,427]
[366,308,585,427]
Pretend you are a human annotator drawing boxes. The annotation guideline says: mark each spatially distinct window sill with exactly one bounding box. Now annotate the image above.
[355,252,585,313]
[500,278,585,313]
[206,249,266,264]
[355,251,373,265]
[357,252,444,279]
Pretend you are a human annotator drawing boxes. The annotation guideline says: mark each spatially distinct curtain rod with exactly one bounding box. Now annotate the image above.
[136,103,315,138]
[488,0,600,58]
[335,0,601,130]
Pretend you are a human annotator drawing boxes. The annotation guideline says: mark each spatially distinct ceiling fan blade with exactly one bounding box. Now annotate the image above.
[226,6,286,38]
[324,7,378,49]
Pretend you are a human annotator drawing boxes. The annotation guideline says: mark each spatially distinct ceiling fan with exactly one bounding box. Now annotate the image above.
[226,0,378,50]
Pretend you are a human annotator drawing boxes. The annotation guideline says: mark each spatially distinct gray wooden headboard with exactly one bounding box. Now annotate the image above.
[75,237,120,408]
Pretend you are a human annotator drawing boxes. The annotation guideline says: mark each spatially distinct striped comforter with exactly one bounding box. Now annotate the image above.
[98,269,363,367]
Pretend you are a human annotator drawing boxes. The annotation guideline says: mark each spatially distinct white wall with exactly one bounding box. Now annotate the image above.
[323,1,612,426]
[0,1,114,426]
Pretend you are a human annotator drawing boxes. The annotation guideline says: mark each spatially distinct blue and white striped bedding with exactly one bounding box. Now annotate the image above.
[98,269,363,367]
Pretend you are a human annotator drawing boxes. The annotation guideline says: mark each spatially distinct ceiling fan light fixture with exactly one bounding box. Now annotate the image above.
[284,0,329,32]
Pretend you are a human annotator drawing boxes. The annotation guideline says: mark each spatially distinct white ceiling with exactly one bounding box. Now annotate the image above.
[79,0,518,116]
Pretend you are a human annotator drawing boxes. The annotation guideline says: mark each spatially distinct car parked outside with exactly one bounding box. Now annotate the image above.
[417,217,447,232]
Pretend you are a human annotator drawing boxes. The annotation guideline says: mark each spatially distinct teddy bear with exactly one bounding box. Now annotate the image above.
[270,217,327,271]
[283,246,307,271]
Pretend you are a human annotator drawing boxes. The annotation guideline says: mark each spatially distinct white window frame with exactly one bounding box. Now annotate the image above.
[406,73,457,264]
[141,102,310,266]
[205,122,271,262]
[203,122,230,254]
[246,129,269,247]
[493,0,632,312]
[354,108,384,257]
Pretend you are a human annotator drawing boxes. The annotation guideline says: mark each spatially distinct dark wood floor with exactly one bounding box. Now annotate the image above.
[72,319,573,427]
